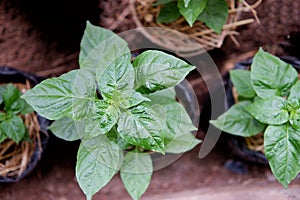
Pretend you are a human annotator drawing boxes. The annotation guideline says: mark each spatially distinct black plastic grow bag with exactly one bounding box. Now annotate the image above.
[0,66,50,182]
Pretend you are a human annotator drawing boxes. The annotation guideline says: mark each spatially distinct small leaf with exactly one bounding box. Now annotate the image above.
[112,89,150,109]
[0,112,6,121]
[21,70,79,120]
[251,48,298,98]
[210,101,266,137]
[48,117,80,141]
[178,0,207,26]
[229,69,255,98]
[146,87,176,105]
[197,0,228,34]
[117,104,165,153]
[133,50,195,94]
[289,108,300,130]
[264,124,300,188]
[157,2,181,23]
[76,135,123,199]
[0,115,25,143]
[0,128,7,143]
[165,133,201,153]
[246,96,289,125]
[3,84,21,112]
[288,81,300,101]
[79,21,131,73]
[120,152,153,200]
[0,85,6,104]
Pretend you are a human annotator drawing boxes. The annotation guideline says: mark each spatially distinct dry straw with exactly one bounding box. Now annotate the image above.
[0,80,42,179]
[130,0,261,56]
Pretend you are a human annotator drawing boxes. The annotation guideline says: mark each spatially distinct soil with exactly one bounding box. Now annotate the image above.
[0,0,300,199]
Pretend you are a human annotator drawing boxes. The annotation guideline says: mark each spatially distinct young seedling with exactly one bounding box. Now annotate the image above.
[22,22,201,200]
[211,48,300,188]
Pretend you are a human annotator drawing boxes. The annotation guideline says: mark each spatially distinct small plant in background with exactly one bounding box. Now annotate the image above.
[211,48,300,188]
[22,22,201,200]
[155,0,228,33]
[0,84,33,144]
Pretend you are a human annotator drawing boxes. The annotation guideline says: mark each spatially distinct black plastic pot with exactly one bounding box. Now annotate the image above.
[0,66,50,182]
[224,56,300,165]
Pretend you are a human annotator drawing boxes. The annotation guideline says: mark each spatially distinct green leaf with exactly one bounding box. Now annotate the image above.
[79,21,131,73]
[0,112,6,121]
[288,81,300,101]
[22,70,81,120]
[106,126,132,150]
[0,85,6,104]
[183,0,192,7]
[20,101,34,114]
[91,100,120,136]
[197,0,228,34]
[120,152,153,200]
[76,135,124,199]
[0,115,26,144]
[251,48,298,98]
[165,133,201,153]
[210,101,265,137]
[48,117,80,141]
[157,2,181,23]
[96,51,134,99]
[178,0,207,26]
[229,69,255,99]
[289,108,300,130]
[117,104,165,153]
[0,128,7,143]
[72,69,97,120]
[133,50,195,94]
[153,0,176,6]
[246,96,289,125]
[3,84,21,112]
[112,89,150,109]
[146,87,176,105]
[264,124,300,188]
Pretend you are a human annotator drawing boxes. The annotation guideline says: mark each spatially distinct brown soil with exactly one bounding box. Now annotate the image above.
[1,0,300,199]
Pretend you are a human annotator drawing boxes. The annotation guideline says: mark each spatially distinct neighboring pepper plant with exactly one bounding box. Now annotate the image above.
[0,84,33,144]
[155,0,228,33]
[22,21,201,200]
[210,48,300,188]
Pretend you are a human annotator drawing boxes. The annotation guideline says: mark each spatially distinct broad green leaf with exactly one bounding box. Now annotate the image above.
[3,84,21,111]
[246,96,289,125]
[229,70,255,98]
[76,135,123,200]
[288,81,300,101]
[96,52,134,99]
[289,108,300,130]
[251,48,298,98]
[133,50,195,93]
[165,133,201,153]
[72,69,97,120]
[112,89,150,109]
[0,115,25,144]
[210,101,265,137]
[264,124,300,188]
[120,152,153,200]
[153,0,176,6]
[22,70,82,120]
[157,2,181,23]
[178,0,207,26]
[48,117,80,141]
[146,87,176,105]
[79,21,131,73]
[0,128,7,143]
[197,0,228,34]
[117,104,165,153]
